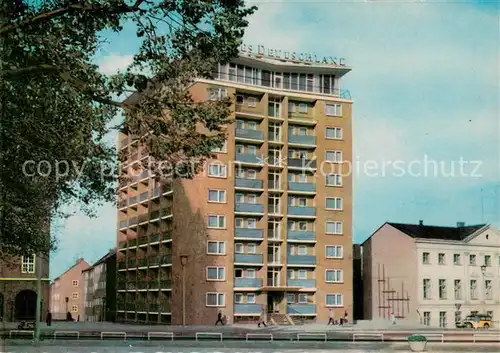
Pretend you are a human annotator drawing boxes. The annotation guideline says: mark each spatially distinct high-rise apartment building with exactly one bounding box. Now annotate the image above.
[116,45,353,325]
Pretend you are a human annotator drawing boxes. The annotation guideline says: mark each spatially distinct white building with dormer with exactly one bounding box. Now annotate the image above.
[362,221,500,328]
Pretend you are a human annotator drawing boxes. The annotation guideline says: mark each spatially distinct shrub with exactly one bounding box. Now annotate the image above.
[408,334,427,342]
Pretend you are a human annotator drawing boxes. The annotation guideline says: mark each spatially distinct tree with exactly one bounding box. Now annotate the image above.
[0,0,257,258]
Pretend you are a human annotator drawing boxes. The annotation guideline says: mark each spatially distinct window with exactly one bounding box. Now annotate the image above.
[326,174,342,186]
[298,293,308,303]
[298,103,308,113]
[485,280,492,300]
[211,140,227,153]
[439,279,447,299]
[247,169,257,179]
[439,312,447,328]
[325,269,343,283]
[236,95,244,105]
[247,121,257,130]
[208,189,226,203]
[423,312,431,326]
[206,267,225,281]
[21,255,35,274]
[422,252,430,264]
[208,215,226,229]
[326,245,343,259]
[247,294,256,303]
[484,255,491,266]
[438,253,445,265]
[71,305,78,313]
[326,197,343,210]
[469,254,476,266]
[470,280,478,300]
[454,280,462,300]
[248,97,257,107]
[297,270,307,280]
[72,280,79,287]
[247,194,257,204]
[72,292,79,300]
[326,221,343,235]
[247,243,257,254]
[247,269,256,278]
[206,293,225,307]
[234,293,243,303]
[325,127,343,140]
[207,241,225,255]
[208,163,227,178]
[423,278,431,299]
[325,103,342,116]
[453,254,461,265]
[234,243,243,253]
[325,151,343,163]
[247,219,257,228]
[247,145,257,155]
[297,245,307,255]
[326,293,343,307]
[208,87,227,100]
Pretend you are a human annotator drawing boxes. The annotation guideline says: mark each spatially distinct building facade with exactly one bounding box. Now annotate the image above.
[362,221,500,328]
[117,46,354,324]
[0,255,50,322]
[49,258,89,321]
[83,249,117,322]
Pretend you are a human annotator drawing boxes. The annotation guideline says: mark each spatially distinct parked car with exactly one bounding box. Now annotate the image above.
[456,314,492,329]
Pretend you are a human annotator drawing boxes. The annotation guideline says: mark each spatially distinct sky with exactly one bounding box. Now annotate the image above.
[49,0,499,278]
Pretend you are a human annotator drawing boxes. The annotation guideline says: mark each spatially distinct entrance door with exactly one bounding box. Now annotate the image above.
[267,293,283,313]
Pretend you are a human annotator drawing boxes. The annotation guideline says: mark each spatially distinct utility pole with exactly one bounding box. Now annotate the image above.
[34,255,42,342]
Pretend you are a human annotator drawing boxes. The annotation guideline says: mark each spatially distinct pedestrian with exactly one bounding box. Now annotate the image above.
[258,309,267,328]
[327,309,335,325]
[46,311,52,326]
[215,311,224,325]
[391,312,396,325]
[344,311,348,325]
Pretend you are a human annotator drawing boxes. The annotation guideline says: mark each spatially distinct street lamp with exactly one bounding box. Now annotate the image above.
[180,255,188,326]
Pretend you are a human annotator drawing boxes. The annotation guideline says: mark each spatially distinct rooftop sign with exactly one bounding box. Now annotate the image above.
[239,44,346,67]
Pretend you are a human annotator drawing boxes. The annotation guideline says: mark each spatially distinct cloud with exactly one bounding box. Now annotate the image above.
[98,53,134,75]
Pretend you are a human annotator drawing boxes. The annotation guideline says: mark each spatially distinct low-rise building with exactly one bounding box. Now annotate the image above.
[362,221,500,328]
[49,258,89,321]
[83,249,117,322]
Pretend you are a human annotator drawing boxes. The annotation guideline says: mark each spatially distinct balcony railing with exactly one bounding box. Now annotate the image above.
[287,279,316,288]
[235,153,263,164]
[288,182,316,193]
[160,279,172,289]
[234,304,262,315]
[236,128,264,141]
[119,240,127,249]
[129,196,138,205]
[150,233,160,242]
[235,228,264,240]
[287,304,316,315]
[287,158,316,169]
[287,255,316,265]
[152,188,160,197]
[119,220,128,229]
[138,213,149,224]
[162,184,173,194]
[139,192,148,202]
[234,253,264,264]
[288,206,316,217]
[288,112,314,121]
[235,178,263,189]
[160,207,172,217]
[235,104,264,116]
[118,200,128,208]
[235,203,264,214]
[287,231,315,241]
[288,135,316,145]
[234,278,262,288]
[128,217,138,226]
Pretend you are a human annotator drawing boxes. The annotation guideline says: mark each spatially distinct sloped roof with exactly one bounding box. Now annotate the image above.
[52,258,89,281]
[388,222,486,241]
[82,248,116,272]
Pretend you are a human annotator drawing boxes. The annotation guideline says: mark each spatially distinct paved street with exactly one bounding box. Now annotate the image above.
[2,340,500,353]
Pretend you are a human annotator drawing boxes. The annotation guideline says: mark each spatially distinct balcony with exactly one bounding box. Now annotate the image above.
[235,203,264,214]
[118,261,126,270]
[119,220,128,229]
[138,213,149,224]
[288,206,316,217]
[287,304,316,315]
[235,178,263,189]
[288,112,315,124]
[137,236,148,246]
[162,184,173,194]
[235,104,264,117]
[119,241,127,249]
[234,253,263,265]
[287,279,316,288]
[120,137,129,148]
[234,304,262,315]
[127,258,137,268]
[160,280,172,289]
[287,231,315,241]
[235,153,263,165]
[129,196,138,205]
[152,188,160,197]
[139,192,149,202]
[160,207,172,218]
[287,158,316,169]
[288,135,316,146]
[288,182,316,193]
[236,128,264,141]
[235,228,264,240]
[118,200,128,209]
[234,278,262,288]
[128,217,138,226]
[287,255,316,266]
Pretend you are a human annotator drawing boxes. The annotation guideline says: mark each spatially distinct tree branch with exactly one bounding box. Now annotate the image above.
[2,64,61,77]
[0,0,147,36]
